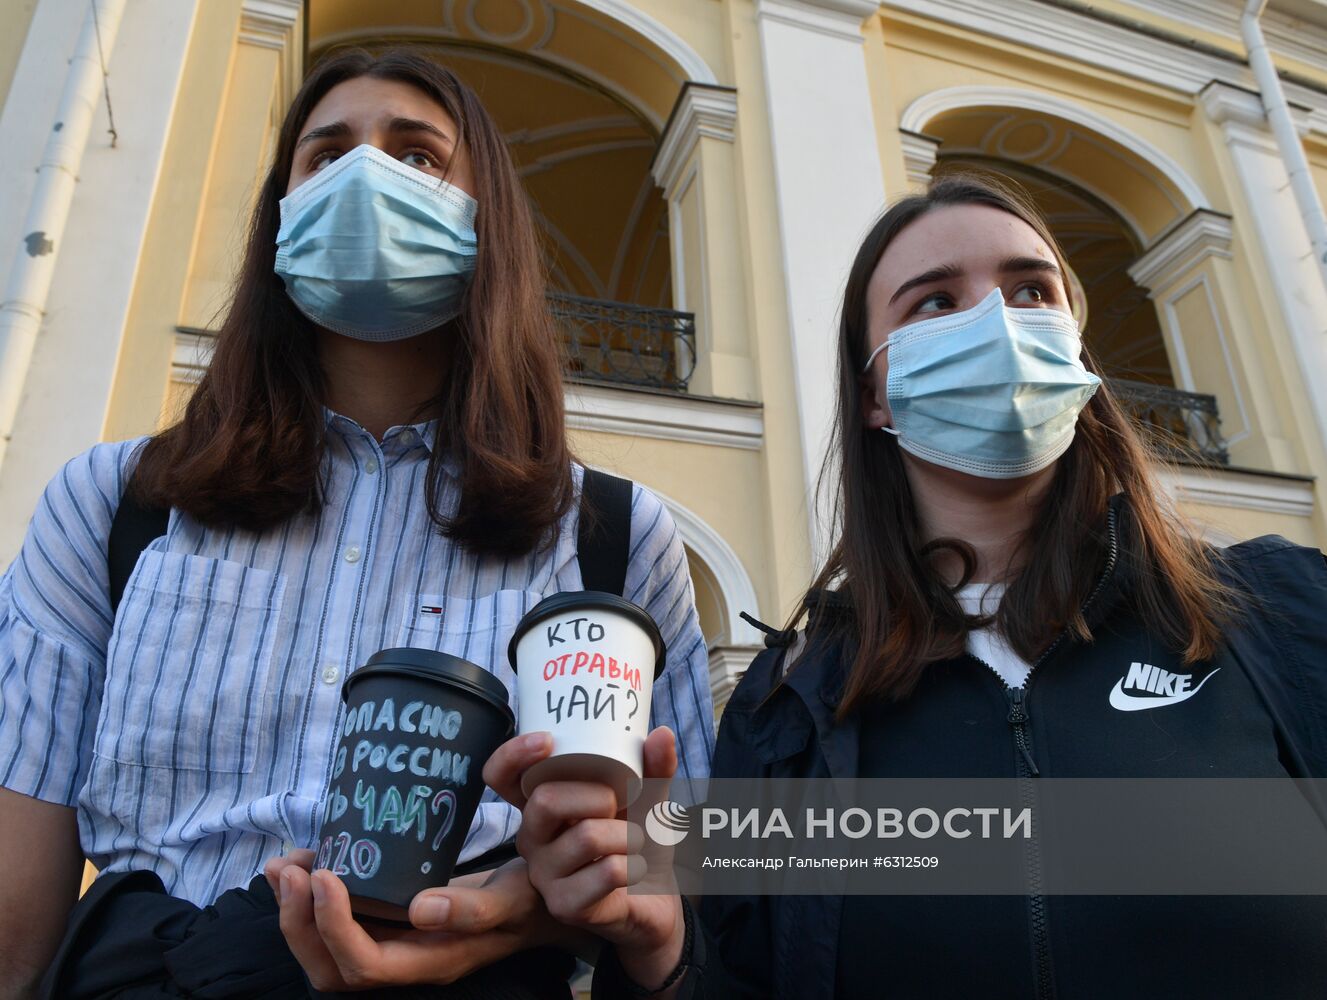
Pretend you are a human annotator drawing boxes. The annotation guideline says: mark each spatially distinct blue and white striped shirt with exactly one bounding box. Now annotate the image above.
[0,412,714,905]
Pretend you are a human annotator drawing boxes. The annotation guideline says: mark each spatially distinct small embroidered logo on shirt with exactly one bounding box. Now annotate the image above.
[1109,661,1219,712]
[419,604,443,617]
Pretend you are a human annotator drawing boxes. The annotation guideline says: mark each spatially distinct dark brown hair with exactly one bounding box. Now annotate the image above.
[800,171,1235,714]
[133,48,573,555]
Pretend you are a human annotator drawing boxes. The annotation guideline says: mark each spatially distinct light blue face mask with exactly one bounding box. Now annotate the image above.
[274,143,478,342]
[862,287,1101,479]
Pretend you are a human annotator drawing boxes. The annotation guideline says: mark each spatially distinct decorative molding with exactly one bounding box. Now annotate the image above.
[564,381,764,450]
[241,0,302,108]
[901,85,1211,214]
[709,644,763,710]
[885,0,1234,93]
[757,0,880,44]
[1128,209,1234,293]
[240,0,300,44]
[1159,465,1316,519]
[1124,0,1327,78]
[1199,79,1270,131]
[899,129,941,186]
[651,84,739,199]
[886,2,1327,141]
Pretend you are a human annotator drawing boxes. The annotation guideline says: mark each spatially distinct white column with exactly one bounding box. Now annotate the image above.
[1199,80,1327,461]
[0,0,205,564]
[756,0,886,556]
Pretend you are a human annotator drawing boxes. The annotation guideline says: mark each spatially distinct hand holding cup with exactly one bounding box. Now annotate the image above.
[263,849,575,990]
[483,725,688,992]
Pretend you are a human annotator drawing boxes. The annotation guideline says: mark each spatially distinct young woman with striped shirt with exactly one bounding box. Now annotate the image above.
[0,48,714,998]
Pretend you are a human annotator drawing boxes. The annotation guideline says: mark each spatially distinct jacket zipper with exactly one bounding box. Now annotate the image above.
[974,505,1119,1000]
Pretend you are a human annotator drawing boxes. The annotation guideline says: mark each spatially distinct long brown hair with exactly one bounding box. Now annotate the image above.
[133,48,574,555]
[801,171,1235,714]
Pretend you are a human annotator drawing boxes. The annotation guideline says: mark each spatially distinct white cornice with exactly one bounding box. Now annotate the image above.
[899,129,941,186]
[1199,79,1270,130]
[566,381,764,450]
[1159,465,1316,518]
[241,0,302,109]
[757,0,880,43]
[887,2,1327,141]
[240,0,300,49]
[885,0,1234,93]
[1124,0,1327,76]
[1128,209,1234,292]
[651,84,738,198]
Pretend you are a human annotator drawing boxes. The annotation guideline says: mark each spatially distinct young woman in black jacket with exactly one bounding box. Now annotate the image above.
[484,172,1327,999]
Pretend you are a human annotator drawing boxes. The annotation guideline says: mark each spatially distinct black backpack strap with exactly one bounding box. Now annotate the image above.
[108,480,169,616]
[577,468,632,597]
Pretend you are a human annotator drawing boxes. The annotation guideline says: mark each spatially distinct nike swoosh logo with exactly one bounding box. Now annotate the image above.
[1108,668,1221,712]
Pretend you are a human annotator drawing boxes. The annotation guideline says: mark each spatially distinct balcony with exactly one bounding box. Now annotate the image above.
[1107,378,1229,466]
[550,293,697,393]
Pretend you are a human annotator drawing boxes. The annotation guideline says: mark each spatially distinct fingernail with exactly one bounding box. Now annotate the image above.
[310,872,326,905]
[415,896,450,926]
[522,732,551,752]
[279,869,291,905]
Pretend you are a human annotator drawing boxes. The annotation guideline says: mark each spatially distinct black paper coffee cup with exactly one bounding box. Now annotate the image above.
[316,648,515,921]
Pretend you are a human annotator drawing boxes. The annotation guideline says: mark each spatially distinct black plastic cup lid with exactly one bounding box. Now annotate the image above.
[507,591,666,679]
[344,648,514,730]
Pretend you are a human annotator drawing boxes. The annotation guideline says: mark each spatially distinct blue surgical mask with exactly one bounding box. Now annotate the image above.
[274,143,478,341]
[862,288,1101,478]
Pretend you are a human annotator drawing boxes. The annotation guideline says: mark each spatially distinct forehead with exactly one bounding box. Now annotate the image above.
[869,202,1056,296]
[301,76,455,132]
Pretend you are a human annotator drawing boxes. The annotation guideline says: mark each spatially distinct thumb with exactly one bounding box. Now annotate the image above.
[408,882,510,933]
[643,725,678,782]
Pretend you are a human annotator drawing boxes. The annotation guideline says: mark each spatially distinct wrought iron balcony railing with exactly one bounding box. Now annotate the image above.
[549,292,697,392]
[1107,377,1229,466]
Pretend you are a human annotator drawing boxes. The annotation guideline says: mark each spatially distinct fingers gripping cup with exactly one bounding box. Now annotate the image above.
[508,592,665,807]
[316,648,514,922]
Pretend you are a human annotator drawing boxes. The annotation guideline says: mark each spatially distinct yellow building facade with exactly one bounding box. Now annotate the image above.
[2,0,1327,721]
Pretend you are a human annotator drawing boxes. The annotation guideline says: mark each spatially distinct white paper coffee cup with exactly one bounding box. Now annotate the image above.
[508,591,665,806]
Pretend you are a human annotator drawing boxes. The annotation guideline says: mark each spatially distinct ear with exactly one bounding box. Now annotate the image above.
[860,372,892,431]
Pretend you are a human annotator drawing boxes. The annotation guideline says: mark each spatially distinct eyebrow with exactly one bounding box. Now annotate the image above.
[295,116,455,150]
[888,256,1062,306]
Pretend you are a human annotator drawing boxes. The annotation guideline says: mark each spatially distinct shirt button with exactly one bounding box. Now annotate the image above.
[344,545,361,563]
[365,457,379,474]
[322,665,340,685]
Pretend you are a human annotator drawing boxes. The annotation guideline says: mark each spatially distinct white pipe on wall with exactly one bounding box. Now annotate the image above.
[0,0,129,474]
[1241,0,1327,287]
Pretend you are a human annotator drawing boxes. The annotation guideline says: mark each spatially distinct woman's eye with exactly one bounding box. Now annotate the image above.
[913,292,953,315]
[309,150,340,171]
[400,150,437,171]
[1010,284,1047,304]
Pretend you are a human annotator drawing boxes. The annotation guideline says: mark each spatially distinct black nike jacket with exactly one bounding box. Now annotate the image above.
[593,501,1327,999]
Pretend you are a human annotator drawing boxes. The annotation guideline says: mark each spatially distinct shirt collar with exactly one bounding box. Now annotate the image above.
[322,407,456,473]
